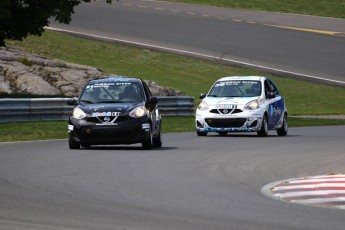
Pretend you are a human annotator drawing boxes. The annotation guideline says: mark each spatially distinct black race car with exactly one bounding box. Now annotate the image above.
[67,77,162,150]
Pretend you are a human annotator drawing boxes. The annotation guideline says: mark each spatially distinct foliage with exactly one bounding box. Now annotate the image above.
[0,0,112,46]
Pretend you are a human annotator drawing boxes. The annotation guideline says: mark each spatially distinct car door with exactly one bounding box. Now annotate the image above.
[264,79,279,128]
[268,79,285,127]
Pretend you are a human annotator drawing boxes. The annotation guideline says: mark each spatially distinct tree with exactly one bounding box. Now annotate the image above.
[0,0,112,47]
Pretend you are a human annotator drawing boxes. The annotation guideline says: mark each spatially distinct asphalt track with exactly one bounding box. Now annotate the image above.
[1,126,345,230]
[3,1,345,229]
[48,0,345,85]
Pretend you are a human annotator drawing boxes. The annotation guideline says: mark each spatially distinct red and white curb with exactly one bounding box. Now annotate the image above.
[262,174,345,209]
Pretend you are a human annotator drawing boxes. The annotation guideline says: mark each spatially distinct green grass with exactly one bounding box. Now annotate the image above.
[288,117,345,127]
[6,31,345,116]
[3,30,345,142]
[0,121,68,142]
[163,0,345,19]
[1,117,345,142]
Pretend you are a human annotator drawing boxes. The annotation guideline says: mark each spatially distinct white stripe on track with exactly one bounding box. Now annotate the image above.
[273,183,345,190]
[289,178,345,183]
[293,197,345,204]
[45,27,345,86]
[274,190,345,198]
[308,175,345,178]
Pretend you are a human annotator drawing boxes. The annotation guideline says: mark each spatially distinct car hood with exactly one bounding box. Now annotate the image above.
[203,97,258,106]
[78,102,143,114]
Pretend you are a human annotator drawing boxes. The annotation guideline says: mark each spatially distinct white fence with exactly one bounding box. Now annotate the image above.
[0,96,195,123]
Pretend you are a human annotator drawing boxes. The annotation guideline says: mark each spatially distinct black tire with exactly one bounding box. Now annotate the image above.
[69,136,80,149]
[257,115,268,137]
[142,128,153,150]
[197,131,208,136]
[218,131,228,136]
[153,130,162,148]
[277,113,288,136]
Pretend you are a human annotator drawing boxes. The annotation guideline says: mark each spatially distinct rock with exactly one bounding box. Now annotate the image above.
[16,73,61,95]
[0,46,180,96]
[0,75,11,93]
[145,80,182,96]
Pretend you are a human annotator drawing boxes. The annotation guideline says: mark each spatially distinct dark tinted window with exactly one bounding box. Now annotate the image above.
[208,80,262,97]
[80,81,143,104]
[268,79,280,95]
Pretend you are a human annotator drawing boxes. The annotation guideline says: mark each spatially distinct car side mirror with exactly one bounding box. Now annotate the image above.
[146,96,158,111]
[149,96,158,105]
[200,93,206,99]
[267,92,276,99]
[67,98,78,105]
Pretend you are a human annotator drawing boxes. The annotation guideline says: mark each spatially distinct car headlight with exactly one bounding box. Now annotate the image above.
[245,99,260,110]
[72,107,86,119]
[197,101,209,111]
[129,106,147,118]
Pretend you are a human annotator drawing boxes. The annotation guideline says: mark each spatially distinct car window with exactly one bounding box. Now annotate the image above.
[208,80,261,97]
[80,82,143,104]
[141,80,152,101]
[264,80,273,98]
[268,79,280,95]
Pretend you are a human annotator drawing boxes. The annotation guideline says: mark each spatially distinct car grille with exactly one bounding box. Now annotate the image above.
[79,126,141,144]
[210,109,242,114]
[87,116,128,124]
[81,128,131,139]
[205,118,247,128]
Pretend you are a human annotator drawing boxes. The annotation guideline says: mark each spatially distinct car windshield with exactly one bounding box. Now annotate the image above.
[208,80,262,97]
[80,82,143,104]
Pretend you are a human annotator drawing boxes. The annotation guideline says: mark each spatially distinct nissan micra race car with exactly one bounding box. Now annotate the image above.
[195,76,288,136]
[67,77,162,149]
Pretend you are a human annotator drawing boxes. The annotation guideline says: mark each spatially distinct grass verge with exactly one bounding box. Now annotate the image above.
[2,30,345,142]
[5,31,345,116]
[1,117,345,142]
[163,0,345,19]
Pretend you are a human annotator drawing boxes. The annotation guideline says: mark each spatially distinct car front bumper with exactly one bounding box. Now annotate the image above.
[68,118,150,145]
[195,109,264,133]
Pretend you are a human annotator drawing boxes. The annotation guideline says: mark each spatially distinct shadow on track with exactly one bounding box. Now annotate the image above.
[203,133,300,138]
[74,146,178,151]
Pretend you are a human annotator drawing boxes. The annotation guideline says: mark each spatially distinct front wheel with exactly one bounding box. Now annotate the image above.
[197,131,208,136]
[277,114,288,136]
[69,136,80,149]
[142,127,153,150]
[257,115,268,137]
[153,130,162,148]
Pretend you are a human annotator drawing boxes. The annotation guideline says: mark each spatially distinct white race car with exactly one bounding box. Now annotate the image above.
[195,76,288,136]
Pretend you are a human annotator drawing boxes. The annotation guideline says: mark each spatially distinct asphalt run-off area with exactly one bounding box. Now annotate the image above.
[262,174,345,210]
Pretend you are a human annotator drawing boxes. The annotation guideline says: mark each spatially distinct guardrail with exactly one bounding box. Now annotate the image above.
[0,96,195,123]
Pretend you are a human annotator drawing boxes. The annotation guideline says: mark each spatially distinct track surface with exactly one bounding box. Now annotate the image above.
[1,126,345,230]
[5,1,344,229]
[49,0,345,85]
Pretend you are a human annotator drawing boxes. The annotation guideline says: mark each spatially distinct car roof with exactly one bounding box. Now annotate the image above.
[217,76,266,81]
[88,76,141,84]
